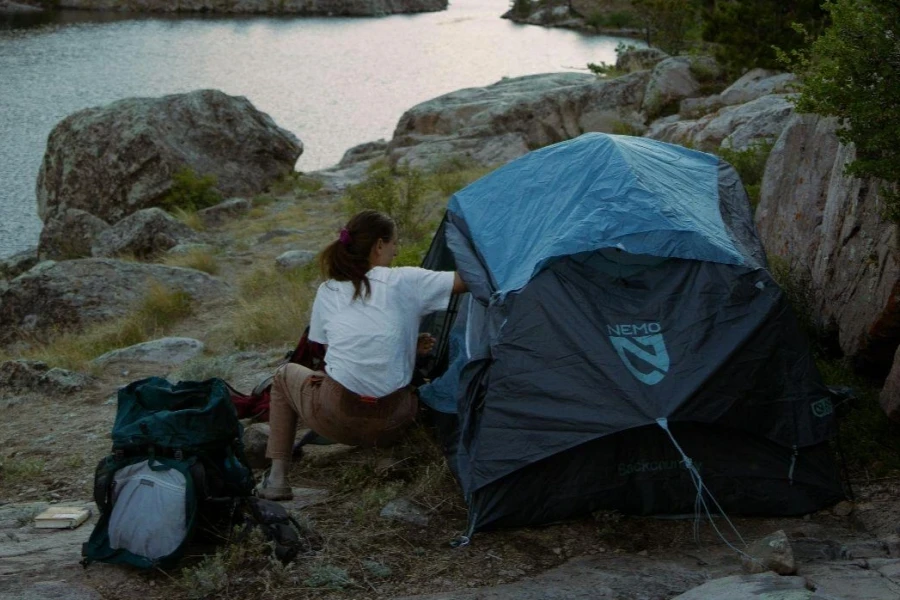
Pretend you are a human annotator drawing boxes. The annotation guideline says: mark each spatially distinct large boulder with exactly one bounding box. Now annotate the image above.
[93,337,205,366]
[36,89,302,225]
[91,207,199,258]
[641,56,721,119]
[719,69,798,106]
[37,208,110,260]
[0,259,230,341]
[755,115,841,275]
[647,94,795,151]
[810,144,900,372]
[388,71,650,168]
[755,114,900,374]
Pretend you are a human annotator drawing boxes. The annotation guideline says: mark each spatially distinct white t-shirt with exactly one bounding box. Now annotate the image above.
[308,266,455,397]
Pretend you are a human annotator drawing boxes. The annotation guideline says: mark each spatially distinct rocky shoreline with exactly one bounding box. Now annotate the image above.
[1,0,446,15]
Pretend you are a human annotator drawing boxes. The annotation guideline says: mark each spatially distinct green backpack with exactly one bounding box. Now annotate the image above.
[82,377,255,569]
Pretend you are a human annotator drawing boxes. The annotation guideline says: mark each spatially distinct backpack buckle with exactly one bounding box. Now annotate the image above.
[174,449,184,461]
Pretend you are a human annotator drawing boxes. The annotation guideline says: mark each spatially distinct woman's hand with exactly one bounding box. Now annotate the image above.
[417,333,436,356]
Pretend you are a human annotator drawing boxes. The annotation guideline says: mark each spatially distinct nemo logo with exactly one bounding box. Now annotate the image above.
[607,323,669,386]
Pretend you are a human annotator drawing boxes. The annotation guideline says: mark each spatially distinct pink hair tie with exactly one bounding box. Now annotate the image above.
[338,227,352,246]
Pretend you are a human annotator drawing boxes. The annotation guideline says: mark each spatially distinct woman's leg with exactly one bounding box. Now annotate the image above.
[264,363,314,489]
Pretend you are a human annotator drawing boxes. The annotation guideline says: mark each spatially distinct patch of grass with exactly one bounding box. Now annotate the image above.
[585,9,641,29]
[164,249,220,275]
[304,563,354,590]
[63,454,85,469]
[162,167,222,212]
[252,195,278,208]
[19,281,194,370]
[0,457,45,482]
[230,263,317,349]
[170,354,237,382]
[170,206,206,232]
[179,527,297,599]
[428,156,492,198]
[716,140,775,209]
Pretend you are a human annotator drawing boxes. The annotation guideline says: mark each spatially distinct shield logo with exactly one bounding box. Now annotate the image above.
[609,333,670,385]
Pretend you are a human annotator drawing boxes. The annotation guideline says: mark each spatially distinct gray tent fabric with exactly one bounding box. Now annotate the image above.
[418,134,844,533]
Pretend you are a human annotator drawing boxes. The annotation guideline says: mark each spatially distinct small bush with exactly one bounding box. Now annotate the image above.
[171,354,237,382]
[586,10,642,29]
[343,161,435,243]
[587,62,624,78]
[304,564,354,589]
[716,140,775,209]
[162,167,222,212]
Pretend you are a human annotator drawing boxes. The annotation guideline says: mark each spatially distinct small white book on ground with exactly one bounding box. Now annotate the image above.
[33,506,92,529]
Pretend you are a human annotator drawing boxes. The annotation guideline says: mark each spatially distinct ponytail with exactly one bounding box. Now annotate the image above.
[320,210,395,300]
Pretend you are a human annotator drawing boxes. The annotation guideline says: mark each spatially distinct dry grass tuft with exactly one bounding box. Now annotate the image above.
[230,263,318,349]
[165,249,220,275]
[171,207,206,231]
[18,281,194,370]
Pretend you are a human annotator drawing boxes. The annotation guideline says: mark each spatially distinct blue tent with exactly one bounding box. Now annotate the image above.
[419,133,843,533]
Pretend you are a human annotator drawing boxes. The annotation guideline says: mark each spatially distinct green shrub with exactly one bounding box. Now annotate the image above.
[585,10,642,29]
[716,140,775,209]
[783,0,900,220]
[632,0,701,55]
[343,161,433,243]
[162,167,222,212]
[703,0,826,76]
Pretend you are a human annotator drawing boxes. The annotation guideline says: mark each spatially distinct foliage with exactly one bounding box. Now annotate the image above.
[703,0,826,76]
[585,9,642,29]
[510,0,533,18]
[162,167,222,212]
[631,0,701,55]
[587,42,637,78]
[268,171,324,197]
[0,457,45,483]
[342,161,433,243]
[427,156,491,198]
[816,358,900,478]
[716,140,775,209]
[782,0,900,218]
[170,354,237,383]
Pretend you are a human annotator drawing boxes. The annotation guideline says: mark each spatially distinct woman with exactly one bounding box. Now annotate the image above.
[259,210,466,500]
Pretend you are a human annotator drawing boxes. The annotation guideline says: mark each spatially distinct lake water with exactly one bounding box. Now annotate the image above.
[0,0,629,258]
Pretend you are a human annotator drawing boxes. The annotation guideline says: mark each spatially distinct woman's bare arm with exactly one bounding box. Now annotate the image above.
[452,272,468,295]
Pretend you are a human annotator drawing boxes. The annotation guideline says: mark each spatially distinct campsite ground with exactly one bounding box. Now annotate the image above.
[2,171,900,599]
